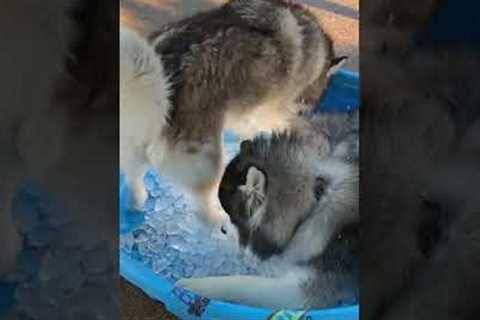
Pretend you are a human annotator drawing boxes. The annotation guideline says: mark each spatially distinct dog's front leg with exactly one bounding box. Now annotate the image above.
[162,136,229,228]
[176,275,307,310]
[120,145,148,211]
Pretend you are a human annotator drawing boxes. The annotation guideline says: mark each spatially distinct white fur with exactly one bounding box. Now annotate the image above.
[176,269,312,309]
[327,58,347,77]
[120,26,228,225]
[120,26,171,209]
[239,166,268,229]
[283,159,358,263]
[279,8,305,80]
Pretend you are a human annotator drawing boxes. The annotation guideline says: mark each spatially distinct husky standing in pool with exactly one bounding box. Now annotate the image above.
[120,0,347,229]
[177,111,359,309]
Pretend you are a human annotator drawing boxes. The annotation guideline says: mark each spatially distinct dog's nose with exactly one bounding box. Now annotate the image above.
[221,224,228,235]
[219,219,236,237]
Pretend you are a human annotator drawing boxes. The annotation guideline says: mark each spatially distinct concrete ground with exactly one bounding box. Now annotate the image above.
[120,0,358,70]
[120,1,358,319]
[121,280,177,320]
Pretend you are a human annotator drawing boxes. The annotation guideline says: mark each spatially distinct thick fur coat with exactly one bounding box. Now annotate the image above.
[120,0,346,227]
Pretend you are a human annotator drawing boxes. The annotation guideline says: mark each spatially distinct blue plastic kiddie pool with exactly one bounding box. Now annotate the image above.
[119,69,360,320]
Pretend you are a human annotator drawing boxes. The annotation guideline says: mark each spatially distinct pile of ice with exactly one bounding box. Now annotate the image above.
[1,183,118,320]
[120,131,268,282]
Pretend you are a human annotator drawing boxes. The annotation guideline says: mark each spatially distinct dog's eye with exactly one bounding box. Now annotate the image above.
[314,176,327,200]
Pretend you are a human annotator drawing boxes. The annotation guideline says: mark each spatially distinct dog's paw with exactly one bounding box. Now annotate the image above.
[132,183,148,210]
[196,201,231,235]
[176,277,223,299]
[176,276,249,302]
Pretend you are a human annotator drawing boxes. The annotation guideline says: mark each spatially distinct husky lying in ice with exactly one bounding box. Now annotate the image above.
[178,111,359,309]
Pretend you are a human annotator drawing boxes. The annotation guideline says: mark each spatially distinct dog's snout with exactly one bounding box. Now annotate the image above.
[221,224,228,234]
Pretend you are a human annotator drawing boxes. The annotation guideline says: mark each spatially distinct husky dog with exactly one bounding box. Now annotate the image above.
[120,0,347,228]
[177,111,359,309]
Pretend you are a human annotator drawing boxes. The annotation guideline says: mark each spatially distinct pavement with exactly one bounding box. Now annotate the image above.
[119,1,358,319]
[120,0,358,70]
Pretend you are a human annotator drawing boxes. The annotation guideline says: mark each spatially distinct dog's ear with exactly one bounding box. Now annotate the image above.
[244,166,266,193]
[327,56,348,77]
[238,166,267,217]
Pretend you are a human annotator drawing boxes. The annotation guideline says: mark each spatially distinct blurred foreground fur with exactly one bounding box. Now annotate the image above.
[0,0,117,283]
[362,1,480,319]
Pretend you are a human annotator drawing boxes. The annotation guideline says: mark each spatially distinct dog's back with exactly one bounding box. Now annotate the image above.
[149,0,343,139]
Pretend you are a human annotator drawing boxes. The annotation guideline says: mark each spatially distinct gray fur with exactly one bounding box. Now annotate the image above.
[121,0,345,227]
[206,110,359,308]
[150,0,342,141]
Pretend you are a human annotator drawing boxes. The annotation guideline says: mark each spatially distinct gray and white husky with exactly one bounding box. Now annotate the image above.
[177,111,359,309]
[120,0,346,229]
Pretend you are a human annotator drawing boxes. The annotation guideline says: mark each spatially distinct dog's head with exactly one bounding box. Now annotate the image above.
[219,125,358,261]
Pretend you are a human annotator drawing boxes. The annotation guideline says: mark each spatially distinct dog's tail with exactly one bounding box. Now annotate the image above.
[229,0,303,35]
[120,26,170,119]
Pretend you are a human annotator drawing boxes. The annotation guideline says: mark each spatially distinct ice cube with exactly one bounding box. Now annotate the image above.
[120,232,135,252]
[143,173,156,191]
[164,220,181,236]
[132,229,149,242]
